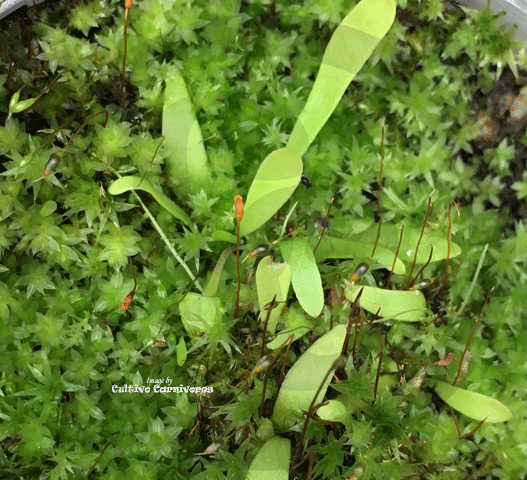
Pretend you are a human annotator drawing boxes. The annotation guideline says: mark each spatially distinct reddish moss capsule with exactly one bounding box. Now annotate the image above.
[234,195,244,222]
[252,355,272,374]
[409,278,433,291]
[350,262,369,282]
[435,352,454,368]
[43,156,60,177]
[121,290,135,310]
[248,243,269,258]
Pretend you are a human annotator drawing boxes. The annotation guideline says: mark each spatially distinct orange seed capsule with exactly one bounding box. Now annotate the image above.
[410,278,433,291]
[43,156,60,177]
[350,262,369,283]
[234,195,244,222]
[248,243,269,257]
[121,290,135,310]
[435,352,454,368]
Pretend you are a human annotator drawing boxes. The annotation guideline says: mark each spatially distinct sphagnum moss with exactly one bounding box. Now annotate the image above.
[1,0,526,478]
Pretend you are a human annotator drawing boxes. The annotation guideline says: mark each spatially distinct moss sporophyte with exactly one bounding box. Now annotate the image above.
[1,0,524,477]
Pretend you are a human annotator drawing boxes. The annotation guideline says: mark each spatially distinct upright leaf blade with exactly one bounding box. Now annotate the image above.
[271,324,347,430]
[311,235,405,274]
[255,256,291,334]
[287,0,396,156]
[246,436,290,480]
[162,69,211,195]
[240,147,302,236]
[345,284,427,322]
[280,238,324,318]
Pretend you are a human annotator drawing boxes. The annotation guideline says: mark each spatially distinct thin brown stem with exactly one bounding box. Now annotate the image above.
[376,118,385,223]
[371,217,382,259]
[409,246,434,288]
[448,405,487,440]
[63,110,109,151]
[39,114,75,151]
[291,356,346,472]
[442,199,460,292]
[84,440,112,480]
[406,192,434,289]
[343,287,364,356]
[386,222,404,289]
[313,197,334,254]
[371,326,385,406]
[120,1,133,105]
[234,195,244,317]
[245,334,252,394]
[453,286,494,385]
[0,52,13,89]
[259,340,290,417]
[261,295,277,358]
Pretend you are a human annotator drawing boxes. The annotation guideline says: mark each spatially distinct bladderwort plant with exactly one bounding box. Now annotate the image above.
[1,0,525,478]
[108,0,512,477]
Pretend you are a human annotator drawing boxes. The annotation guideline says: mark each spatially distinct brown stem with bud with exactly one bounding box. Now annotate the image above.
[120,0,134,106]
[234,195,244,318]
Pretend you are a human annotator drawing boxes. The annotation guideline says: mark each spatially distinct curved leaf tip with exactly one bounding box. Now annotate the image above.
[240,147,302,236]
[434,380,512,423]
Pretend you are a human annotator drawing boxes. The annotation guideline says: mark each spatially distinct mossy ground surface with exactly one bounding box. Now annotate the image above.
[1,1,526,478]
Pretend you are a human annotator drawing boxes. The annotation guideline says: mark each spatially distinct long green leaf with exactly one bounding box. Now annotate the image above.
[345,284,427,322]
[203,245,234,297]
[357,223,461,264]
[280,238,324,318]
[256,256,291,334]
[240,147,302,236]
[434,380,512,423]
[162,69,211,195]
[272,324,346,429]
[108,176,191,226]
[311,235,405,274]
[287,0,396,156]
[246,436,290,480]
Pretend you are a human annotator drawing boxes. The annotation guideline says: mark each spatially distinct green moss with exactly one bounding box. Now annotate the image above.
[1,0,526,478]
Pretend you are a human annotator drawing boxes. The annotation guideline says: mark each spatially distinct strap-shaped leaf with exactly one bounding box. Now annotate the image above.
[311,235,405,274]
[240,147,302,236]
[287,0,396,156]
[246,436,290,480]
[280,238,324,318]
[357,223,461,264]
[345,284,427,322]
[108,175,191,226]
[176,337,187,366]
[162,70,211,195]
[272,324,346,430]
[434,380,512,423]
[256,256,291,334]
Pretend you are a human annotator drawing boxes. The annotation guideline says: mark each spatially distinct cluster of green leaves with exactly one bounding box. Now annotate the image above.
[1,0,526,478]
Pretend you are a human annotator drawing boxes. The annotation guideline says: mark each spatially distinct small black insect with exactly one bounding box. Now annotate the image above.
[300,175,312,188]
